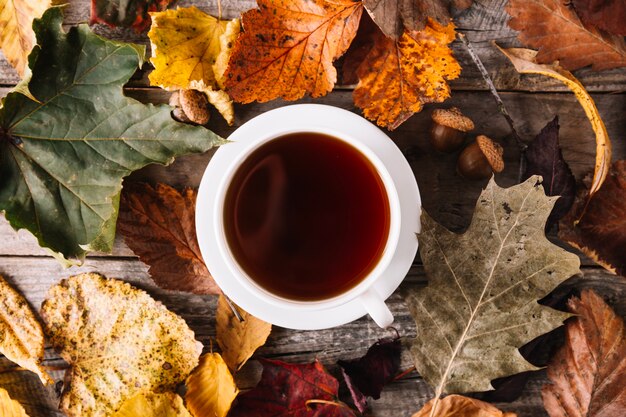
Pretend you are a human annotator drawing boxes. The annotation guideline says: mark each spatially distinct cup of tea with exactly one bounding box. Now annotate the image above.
[196,104,420,329]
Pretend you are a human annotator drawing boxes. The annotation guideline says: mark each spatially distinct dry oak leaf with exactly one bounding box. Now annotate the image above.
[412,394,516,417]
[498,47,611,200]
[40,273,202,417]
[406,176,580,409]
[148,7,240,124]
[572,0,626,36]
[229,358,357,417]
[506,0,626,71]
[353,20,460,130]
[91,0,176,32]
[113,392,192,417]
[363,0,466,39]
[0,388,29,417]
[225,0,362,103]
[186,353,238,417]
[0,275,51,385]
[118,183,220,295]
[0,0,49,76]
[216,294,271,371]
[559,161,626,277]
[542,289,626,417]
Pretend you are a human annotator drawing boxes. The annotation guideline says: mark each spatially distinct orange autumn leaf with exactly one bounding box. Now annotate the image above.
[225,0,362,103]
[353,21,460,130]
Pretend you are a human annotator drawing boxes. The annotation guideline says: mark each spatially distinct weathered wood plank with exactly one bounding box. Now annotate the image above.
[1,0,625,91]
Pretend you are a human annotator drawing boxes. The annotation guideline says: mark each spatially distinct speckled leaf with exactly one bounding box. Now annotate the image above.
[113,392,191,417]
[186,353,238,417]
[40,273,202,417]
[0,388,30,417]
[0,275,51,385]
[406,177,580,406]
[0,7,223,265]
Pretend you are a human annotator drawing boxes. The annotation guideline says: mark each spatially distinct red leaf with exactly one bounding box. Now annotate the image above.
[90,0,177,32]
[338,337,401,412]
[572,0,626,36]
[229,359,356,417]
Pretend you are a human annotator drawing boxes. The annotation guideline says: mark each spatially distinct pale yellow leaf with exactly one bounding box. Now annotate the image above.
[0,388,29,417]
[216,295,271,371]
[214,18,240,89]
[0,0,50,76]
[186,353,238,417]
[0,275,52,385]
[497,46,611,198]
[114,392,191,417]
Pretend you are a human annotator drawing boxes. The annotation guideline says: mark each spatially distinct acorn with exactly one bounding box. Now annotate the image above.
[457,135,504,180]
[430,107,475,152]
[169,89,210,125]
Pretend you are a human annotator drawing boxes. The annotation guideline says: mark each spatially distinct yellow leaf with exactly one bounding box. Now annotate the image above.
[0,0,49,76]
[0,388,29,417]
[497,46,612,199]
[40,273,202,417]
[114,392,191,417]
[148,7,240,125]
[411,394,516,417]
[216,295,271,371]
[186,353,238,417]
[0,275,52,385]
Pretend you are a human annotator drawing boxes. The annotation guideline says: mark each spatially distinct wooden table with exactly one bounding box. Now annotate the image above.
[1,1,625,416]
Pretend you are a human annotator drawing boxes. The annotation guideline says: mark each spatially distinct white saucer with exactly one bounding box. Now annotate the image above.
[196,104,420,330]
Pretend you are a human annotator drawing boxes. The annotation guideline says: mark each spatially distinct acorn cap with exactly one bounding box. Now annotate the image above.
[431,107,475,132]
[476,135,504,173]
[179,89,210,125]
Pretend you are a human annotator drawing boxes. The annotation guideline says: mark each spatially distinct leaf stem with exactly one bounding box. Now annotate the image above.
[306,399,356,414]
[392,366,416,382]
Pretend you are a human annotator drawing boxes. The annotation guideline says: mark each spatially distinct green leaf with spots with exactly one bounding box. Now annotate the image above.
[406,176,580,407]
[0,6,224,264]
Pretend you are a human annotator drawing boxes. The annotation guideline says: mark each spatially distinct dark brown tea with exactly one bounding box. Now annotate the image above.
[223,132,390,301]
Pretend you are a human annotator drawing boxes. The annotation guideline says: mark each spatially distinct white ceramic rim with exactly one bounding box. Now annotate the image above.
[196,104,421,329]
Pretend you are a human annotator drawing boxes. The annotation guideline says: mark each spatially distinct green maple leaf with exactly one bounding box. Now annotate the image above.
[406,176,580,409]
[0,6,224,264]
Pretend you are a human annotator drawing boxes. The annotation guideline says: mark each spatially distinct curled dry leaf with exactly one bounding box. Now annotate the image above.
[498,47,612,200]
[411,394,516,417]
[229,359,356,417]
[406,177,580,408]
[186,353,238,417]
[40,273,202,417]
[225,0,362,103]
[90,0,176,32]
[113,392,191,417]
[559,161,626,277]
[216,294,271,372]
[353,21,460,130]
[0,0,49,76]
[0,388,29,417]
[0,275,51,385]
[506,0,626,71]
[522,116,576,227]
[572,0,626,36]
[148,7,239,124]
[118,183,220,295]
[0,7,223,264]
[338,337,401,413]
[542,290,626,417]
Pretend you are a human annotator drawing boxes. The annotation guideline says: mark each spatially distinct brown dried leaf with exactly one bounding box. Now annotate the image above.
[353,21,460,130]
[118,183,220,295]
[411,395,517,417]
[186,353,238,417]
[559,161,626,277]
[362,0,454,39]
[506,0,626,71]
[0,275,51,385]
[216,295,271,372]
[40,273,202,417]
[572,0,626,36]
[542,290,626,417]
[0,388,29,417]
[224,0,362,103]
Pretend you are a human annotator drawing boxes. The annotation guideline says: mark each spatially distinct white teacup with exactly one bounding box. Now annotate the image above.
[196,104,420,329]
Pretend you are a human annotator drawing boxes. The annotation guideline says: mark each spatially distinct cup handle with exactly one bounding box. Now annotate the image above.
[360,288,394,328]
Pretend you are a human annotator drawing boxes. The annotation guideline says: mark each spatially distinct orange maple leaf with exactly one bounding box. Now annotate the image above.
[225,0,363,103]
[353,21,460,130]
